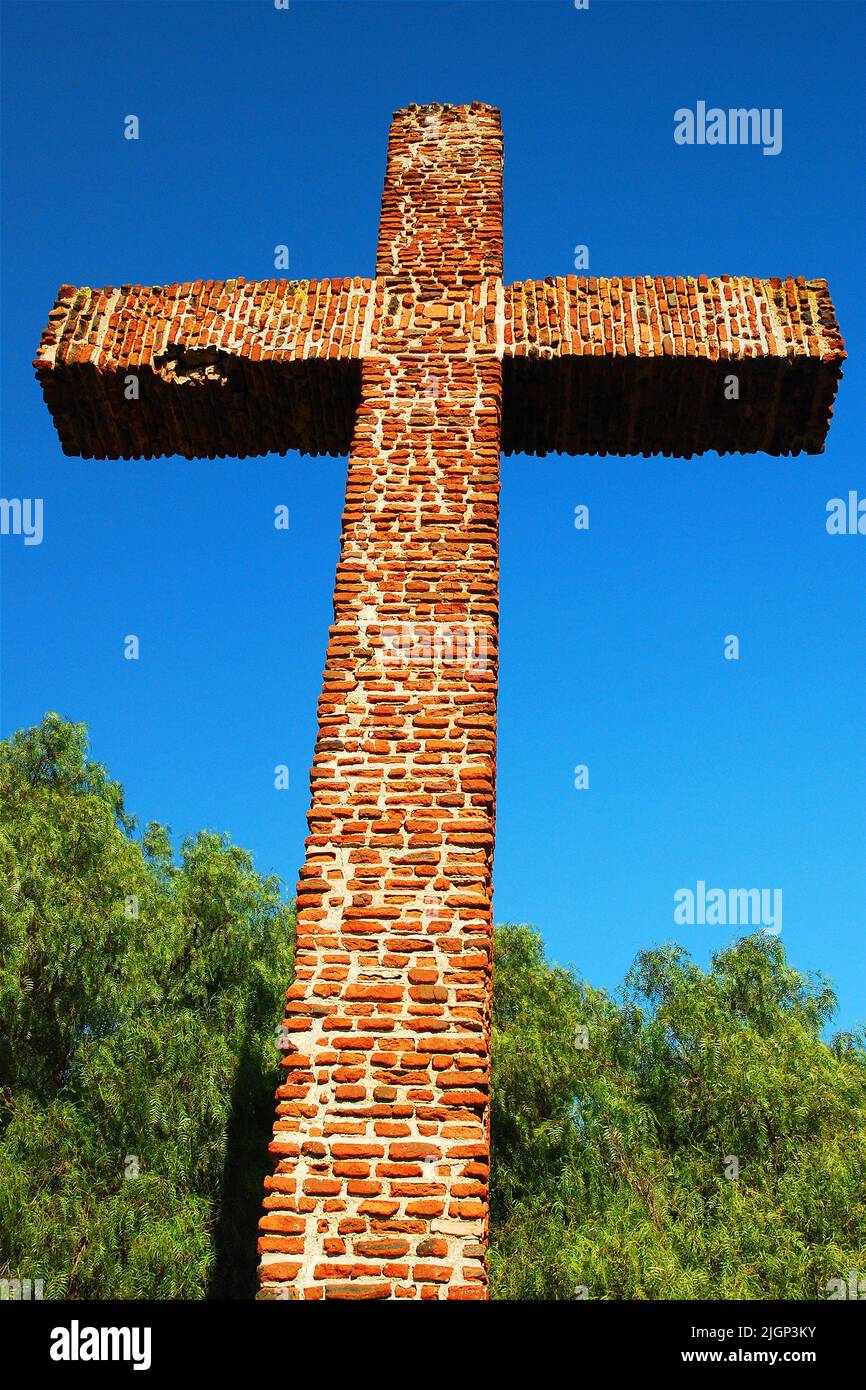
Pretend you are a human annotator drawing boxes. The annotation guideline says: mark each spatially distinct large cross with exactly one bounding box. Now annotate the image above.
[35,103,844,1302]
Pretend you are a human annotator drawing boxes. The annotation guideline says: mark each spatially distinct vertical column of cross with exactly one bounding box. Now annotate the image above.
[258,102,503,1301]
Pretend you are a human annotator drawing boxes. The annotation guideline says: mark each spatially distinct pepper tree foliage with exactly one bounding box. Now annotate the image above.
[489,925,866,1299]
[0,714,295,1298]
[1,716,864,1299]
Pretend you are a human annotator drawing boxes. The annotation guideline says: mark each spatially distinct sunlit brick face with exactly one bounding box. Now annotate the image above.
[257,103,503,1301]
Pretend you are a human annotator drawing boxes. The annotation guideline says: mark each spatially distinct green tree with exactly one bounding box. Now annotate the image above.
[2,717,864,1300]
[489,925,866,1299]
[0,714,294,1298]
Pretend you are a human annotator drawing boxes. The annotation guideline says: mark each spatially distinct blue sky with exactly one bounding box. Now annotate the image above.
[2,0,864,1032]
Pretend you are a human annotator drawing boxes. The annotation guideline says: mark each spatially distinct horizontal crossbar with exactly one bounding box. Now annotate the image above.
[35,278,370,458]
[502,275,845,456]
[34,275,844,459]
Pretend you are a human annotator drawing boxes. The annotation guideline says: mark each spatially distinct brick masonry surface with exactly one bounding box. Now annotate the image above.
[34,102,846,1302]
[35,277,370,458]
[36,276,844,460]
[254,102,502,1303]
[502,275,844,456]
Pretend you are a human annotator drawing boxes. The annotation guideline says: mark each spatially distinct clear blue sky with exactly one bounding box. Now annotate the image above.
[2,0,864,1032]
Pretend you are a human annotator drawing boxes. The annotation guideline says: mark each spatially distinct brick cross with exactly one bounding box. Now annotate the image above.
[35,102,845,1302]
